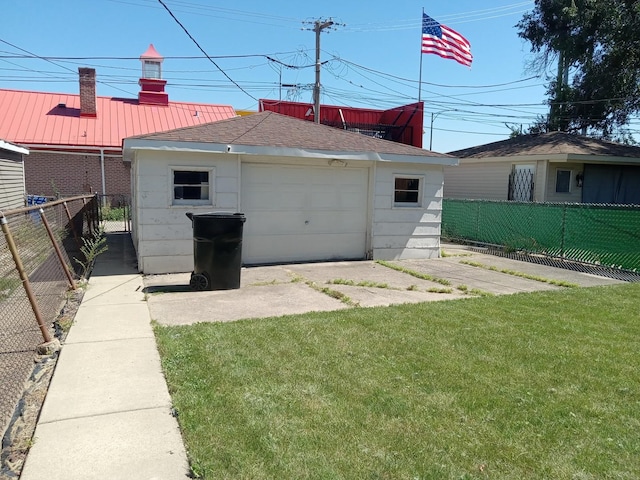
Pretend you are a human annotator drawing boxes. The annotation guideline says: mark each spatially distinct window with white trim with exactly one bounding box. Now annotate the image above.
[142,60,162,79]
[171,168,214,206]
[555,169,572,193]
[394,175,423,207]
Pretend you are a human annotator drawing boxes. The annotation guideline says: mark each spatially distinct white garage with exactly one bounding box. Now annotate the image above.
[124,112,457,274]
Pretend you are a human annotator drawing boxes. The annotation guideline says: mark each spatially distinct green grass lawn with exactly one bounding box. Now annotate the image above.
[154,283,640,479]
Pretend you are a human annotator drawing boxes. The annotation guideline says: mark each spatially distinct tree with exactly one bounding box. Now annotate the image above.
[517,0,640,140]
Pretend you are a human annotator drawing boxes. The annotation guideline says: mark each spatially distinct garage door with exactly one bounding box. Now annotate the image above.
[241,163,369,265]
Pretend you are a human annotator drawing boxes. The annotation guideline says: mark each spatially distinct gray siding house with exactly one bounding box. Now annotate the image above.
[444,132,640,204]
[0,140,28,211]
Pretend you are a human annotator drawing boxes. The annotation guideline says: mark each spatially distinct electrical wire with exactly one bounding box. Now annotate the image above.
[0,38,136,96]
[157,0,257,101]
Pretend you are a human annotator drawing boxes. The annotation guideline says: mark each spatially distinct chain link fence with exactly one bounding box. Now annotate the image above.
[442,199,640,274]
[0,195,99,443]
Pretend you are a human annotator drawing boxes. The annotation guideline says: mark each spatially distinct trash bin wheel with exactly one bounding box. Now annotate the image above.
[189,273,209,291]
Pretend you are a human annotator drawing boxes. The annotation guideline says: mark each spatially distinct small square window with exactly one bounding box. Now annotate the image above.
[172,169,213,206]
[556,169,571,193]
[143,60,162,79]
[394,176,422,206]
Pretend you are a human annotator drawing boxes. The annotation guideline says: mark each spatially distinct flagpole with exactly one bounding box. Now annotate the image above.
[418,7,424,103]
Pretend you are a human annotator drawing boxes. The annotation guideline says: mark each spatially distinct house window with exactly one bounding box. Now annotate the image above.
[394,176,423,206]
[556,169,572,193]
[172,168,213,206]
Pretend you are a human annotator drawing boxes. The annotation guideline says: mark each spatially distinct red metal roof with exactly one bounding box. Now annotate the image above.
[0,88,236,151]
[259,99,424,148]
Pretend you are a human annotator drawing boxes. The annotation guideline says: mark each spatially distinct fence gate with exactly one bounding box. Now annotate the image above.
[508,165,535,202]
[98,194,131,232]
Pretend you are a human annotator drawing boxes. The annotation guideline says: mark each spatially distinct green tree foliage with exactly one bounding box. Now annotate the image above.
[517,0,640,140]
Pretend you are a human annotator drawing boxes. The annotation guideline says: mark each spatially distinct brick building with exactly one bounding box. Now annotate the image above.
[0,45,236,197]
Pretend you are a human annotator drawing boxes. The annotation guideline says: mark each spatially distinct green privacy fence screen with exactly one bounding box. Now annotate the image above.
[442,199,640,272]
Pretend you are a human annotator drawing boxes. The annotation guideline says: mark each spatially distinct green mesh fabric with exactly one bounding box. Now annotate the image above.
[442,199,640,272]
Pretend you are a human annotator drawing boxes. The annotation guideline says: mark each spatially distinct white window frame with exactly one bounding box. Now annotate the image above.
[143,60,162,79]
[555,168,572,193]
[393,174,424,208]
[170,166,215,207]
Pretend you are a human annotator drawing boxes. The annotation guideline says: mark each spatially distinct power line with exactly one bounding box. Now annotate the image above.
[157,0,257,101]
[336,57,541,89]
[0,38,136,96]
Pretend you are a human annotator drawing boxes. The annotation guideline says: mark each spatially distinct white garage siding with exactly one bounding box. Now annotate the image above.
[133,150,239,274]
[241,163,369,265]
[372,164,444,260]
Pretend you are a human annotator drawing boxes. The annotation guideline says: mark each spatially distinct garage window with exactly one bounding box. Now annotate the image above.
[171,168,214,206]
[556,169,572,193]
[394,176,423,207]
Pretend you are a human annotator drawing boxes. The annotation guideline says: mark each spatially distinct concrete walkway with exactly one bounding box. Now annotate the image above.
[20,233,190,480]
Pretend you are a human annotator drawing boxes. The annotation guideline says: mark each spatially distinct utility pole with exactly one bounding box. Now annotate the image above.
[307,18,336,124]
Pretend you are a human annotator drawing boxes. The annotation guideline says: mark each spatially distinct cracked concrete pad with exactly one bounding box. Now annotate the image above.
[286,260,452,290]
[147,282,349,325]
[392,258,562,294]
[327,284,467,308]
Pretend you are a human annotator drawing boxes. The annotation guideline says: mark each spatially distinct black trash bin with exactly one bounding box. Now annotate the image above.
[186,212,246,291]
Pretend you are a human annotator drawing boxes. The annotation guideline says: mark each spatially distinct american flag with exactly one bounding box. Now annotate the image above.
[421,13,473,67]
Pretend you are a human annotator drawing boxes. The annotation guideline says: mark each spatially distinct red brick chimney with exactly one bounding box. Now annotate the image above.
[78,67,97,118]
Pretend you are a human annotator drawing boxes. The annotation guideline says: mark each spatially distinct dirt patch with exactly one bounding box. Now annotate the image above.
[0,288,84,479]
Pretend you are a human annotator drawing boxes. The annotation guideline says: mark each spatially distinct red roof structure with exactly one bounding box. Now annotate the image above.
[0,44,237,196]
[259,99,424,148]
[0,88,235,152]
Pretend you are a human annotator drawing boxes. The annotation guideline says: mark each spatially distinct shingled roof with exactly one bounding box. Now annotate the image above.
[130,111,450,159]
[449,131,640,159]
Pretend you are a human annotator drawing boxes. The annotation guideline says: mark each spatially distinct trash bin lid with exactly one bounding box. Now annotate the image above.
[186,211,245,221]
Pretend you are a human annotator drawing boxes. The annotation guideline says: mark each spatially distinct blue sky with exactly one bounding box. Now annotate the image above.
[0,0,550,153]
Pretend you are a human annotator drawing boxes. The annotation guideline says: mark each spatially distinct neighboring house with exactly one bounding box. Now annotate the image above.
[258,99,425,148]
[0,139,28,211]
[123,111,457,274]
[0,45,236,197]
[444,131,640,204]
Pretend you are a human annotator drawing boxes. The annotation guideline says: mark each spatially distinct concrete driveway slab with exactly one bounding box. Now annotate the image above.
[441,252,625,287]
[328,284,466,308]
[147,282,349,325]
[286,260,453,290]
[395,258,563,294]
[144,249,627,326]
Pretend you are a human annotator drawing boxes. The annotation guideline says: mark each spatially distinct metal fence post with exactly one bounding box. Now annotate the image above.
[0,215,54,344]
[63,201,82,250]
[475,201,481,239]
[39,208,77,290]
[560,204,567,259]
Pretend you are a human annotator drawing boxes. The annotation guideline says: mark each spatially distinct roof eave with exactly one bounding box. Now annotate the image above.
[123,139,459,166]
[0,139,29,155]
[457,152,640,164]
